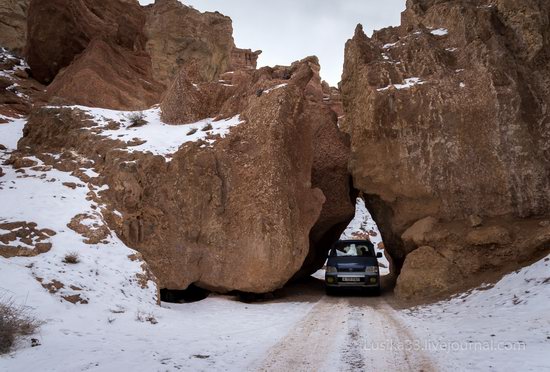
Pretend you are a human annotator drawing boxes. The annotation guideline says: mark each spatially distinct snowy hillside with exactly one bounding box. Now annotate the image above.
[2,106,549,371]
[399,253,550,371]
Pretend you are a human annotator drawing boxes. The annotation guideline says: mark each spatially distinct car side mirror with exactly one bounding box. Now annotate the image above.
[376,252,383,258]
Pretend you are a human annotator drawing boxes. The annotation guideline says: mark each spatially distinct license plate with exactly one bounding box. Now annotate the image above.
[341,277,361,282]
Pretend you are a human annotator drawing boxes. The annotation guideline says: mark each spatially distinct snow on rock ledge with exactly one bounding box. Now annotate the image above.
[58,105,245,159]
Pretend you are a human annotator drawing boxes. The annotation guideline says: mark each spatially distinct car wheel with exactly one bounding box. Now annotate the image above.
[372,285,381,296]
[325,287,337,296]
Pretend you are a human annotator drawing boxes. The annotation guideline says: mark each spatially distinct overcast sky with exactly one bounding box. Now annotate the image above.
[139,0,405,85]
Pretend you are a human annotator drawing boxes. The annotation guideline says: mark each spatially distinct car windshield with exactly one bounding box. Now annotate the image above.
[333,243,374,257]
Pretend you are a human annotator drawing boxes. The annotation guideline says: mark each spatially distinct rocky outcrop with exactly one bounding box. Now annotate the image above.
[0,47,46,117]
[24,0,258,109]
[19,56,353,293]
[0,0,29,55]
[144,0,236,85]
[229,48,262,71]
[341,0,550,299]
[46,39,163,110]
[0,221,54,258]
[26,0,146,85]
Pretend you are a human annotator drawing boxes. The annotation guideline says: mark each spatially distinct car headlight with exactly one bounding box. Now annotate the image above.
[365,266,379,274]
[326,266,337,273]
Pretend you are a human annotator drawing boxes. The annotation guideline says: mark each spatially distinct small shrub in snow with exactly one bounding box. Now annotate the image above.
[63,252,80,264]
[136,311,158,325]
[186,128,198,136]
[201,123,213,132]
[0,296,41,354]
[126,112,148,128]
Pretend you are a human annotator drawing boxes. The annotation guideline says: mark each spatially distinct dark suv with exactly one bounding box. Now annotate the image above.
[325,240,382,295]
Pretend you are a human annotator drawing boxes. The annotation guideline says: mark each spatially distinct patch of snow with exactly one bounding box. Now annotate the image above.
[49,106,244,160]
[0,116,27,150]
[399,253,550,371]
[431,28,449,36]
[377,77,425,92]
[263,83,288,94]
[79,167,99,178]
[383,42,398,49]
[460,82,466,88]
[446,47,458,52]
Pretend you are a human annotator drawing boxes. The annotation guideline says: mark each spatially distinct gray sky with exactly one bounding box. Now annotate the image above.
[139,0,405,85]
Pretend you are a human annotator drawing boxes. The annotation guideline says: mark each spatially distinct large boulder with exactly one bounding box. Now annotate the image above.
[160,57,355,277]
[144,0,236,86]
[19,57,353,293]
[341,0,550,298]
[0,0,29,55]
[395,246,464,300]
[26,0,146,84]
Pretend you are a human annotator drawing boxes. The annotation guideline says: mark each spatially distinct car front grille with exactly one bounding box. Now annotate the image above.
[339,268,364,273]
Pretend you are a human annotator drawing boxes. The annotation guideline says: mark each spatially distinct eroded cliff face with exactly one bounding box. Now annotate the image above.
[17,57,352,293]
[341,0,550,299]
[21,0,261,110]
[0,0,29,55]
[26,0,147,85]
[144,0,235,86]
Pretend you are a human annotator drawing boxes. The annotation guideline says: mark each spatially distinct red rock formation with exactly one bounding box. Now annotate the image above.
[46,39,163,110]
[0,48,46,117]
[229,48,262,71]
[0,0,29,55]
[26,0,146,84]
[341,0,550,299]
[20,56,353,293]
[144,0,237,85]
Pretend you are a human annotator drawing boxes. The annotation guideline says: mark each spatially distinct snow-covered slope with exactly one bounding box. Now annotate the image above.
[0,107,314,371]
[399,253,550,371]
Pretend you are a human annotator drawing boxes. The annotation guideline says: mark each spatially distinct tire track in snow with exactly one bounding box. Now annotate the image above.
[255,297,348,371]
[255,295,436,372]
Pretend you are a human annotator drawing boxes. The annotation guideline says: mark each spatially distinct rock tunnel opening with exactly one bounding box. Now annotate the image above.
[160,284,210,304]
[293,191,398,294]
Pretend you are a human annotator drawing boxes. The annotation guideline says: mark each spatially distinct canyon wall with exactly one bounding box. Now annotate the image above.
[341,0,550,299]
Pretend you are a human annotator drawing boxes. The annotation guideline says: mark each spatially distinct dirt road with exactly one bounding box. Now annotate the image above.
[255,283,435,372]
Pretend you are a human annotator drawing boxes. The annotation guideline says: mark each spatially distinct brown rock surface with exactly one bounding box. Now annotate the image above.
[161,56,355,277]
[144,0,236,85]
[395,246,464,300]
[341,0,550,298]
[20,56,353,293]
[229,48,262,71]
[26,0,146,84]
[0,0,29,55]
[0,221,54,258]
[46,39,163,110]
[0,48,46,117]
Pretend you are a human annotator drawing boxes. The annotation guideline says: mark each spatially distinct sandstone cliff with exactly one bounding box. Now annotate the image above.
[18,56,353,293]
[341,0,550,299]
[0,0,29,55]
[144,0,235,85]
[26,0,146,85]
[22,0,259,109]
